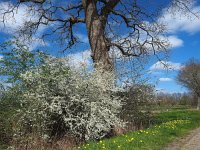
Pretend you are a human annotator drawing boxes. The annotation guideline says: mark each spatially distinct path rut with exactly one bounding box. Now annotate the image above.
[164,127,200,150]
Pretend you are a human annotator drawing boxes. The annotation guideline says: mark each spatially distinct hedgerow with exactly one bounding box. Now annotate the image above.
[15,57,123,144]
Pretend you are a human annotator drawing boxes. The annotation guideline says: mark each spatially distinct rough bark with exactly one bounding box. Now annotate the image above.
[87,18,112,71]
[197,97,200,110]
[83,0,113,71]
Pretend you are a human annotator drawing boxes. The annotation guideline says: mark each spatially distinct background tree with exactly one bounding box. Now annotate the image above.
[1,0,197,70]
[177,59,200,110]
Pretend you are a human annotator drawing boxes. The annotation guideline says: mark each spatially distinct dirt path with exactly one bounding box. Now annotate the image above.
[164,127,200,150]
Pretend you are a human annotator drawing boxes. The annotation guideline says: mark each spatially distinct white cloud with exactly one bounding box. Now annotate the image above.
[150,61,183,71]
[167,36,184,48]
[159,78,173,82]
[0,55,3,60]
[0,2,48,50]
[158,35,183,49]
[0,2,39,33]
[159,4,200,34]
[67,50,92,67]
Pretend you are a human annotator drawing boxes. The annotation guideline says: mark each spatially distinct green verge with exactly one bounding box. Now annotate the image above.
[78,110,200,150]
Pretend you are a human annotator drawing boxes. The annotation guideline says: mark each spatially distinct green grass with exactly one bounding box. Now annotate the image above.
[78,110,200,150]
[150,105,191,112]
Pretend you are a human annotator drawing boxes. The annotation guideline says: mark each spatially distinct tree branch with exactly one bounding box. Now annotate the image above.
[101,0,120,16]
[20,0,45,4]
[110,43,142,57]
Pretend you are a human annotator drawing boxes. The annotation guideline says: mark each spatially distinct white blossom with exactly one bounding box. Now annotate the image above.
[17,57,123,140]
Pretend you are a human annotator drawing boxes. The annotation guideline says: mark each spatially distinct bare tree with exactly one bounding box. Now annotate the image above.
[177,59,200,110]
[0,0,198,70]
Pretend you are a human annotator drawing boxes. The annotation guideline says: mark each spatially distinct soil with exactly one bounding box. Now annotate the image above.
[164,127,200,150]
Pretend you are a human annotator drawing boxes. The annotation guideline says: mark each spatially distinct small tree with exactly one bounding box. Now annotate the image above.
[118,84,155,131]
[0,39,47,85]
[0,39,48,148]
[177,59,200,110]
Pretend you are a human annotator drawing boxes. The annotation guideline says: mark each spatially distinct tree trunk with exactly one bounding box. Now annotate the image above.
[83,0,113,71]
[88,19,112,71]
[197,97,200,110]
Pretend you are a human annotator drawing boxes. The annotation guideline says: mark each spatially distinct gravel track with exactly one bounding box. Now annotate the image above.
[164,127,200,150]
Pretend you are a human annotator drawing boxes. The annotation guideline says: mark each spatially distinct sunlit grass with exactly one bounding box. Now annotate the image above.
[78,110,200,150]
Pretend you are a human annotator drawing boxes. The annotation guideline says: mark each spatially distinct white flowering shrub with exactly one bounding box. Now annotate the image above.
[17,57,122,141]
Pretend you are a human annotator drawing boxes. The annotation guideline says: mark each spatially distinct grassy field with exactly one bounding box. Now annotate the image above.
[78,110,200,150]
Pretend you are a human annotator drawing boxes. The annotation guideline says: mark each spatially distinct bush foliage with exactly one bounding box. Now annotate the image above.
[0,40,157,149]
[16,57,123,141]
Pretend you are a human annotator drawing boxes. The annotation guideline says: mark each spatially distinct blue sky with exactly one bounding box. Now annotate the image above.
[149,26,200,93]
[0,0,200,93]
